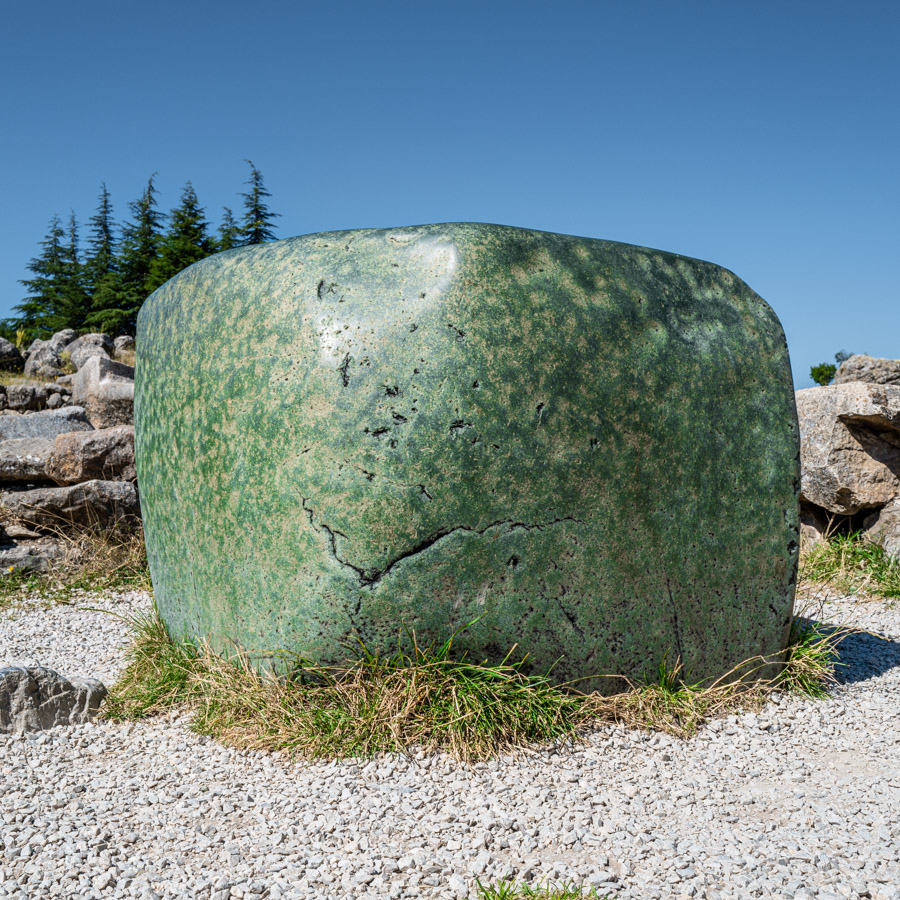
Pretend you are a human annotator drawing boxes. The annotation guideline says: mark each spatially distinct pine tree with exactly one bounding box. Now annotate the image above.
[83,184,118,296]
[149,181,214,288]
[237,160,279,245]
[217,206,241,251]
[12,215,68,337]
[51,211,91,332]
[89,175,165,334]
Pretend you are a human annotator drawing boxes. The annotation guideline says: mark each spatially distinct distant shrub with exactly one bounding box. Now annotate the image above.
[810,362,837,386]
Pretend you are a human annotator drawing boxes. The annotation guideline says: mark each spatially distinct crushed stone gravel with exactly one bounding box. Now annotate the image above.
[0,590,898,900]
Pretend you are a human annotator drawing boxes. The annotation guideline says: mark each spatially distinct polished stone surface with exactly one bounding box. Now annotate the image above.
[136,223,799,689]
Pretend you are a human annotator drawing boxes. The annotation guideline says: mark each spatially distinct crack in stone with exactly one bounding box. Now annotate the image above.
[301,500,581,589]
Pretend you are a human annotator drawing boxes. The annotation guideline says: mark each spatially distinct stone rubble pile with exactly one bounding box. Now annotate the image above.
[797,354,900,558]
[0,330,137,572]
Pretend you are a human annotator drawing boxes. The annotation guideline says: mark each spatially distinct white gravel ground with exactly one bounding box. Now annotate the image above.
[1,591,899,900]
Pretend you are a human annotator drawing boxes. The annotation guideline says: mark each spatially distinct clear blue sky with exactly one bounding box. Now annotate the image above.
[2,1,897,388]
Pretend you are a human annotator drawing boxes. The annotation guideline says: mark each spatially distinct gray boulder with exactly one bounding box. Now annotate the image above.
[796,383,900,515]
[0,407,92,442]
[0,338,24,372]
[113,335,135,356]
[48,329,77,351]
[45,425,136,485]
[72,356,134,428]
[3,380,70,412]
[864,498,900,560]
[0,479,140,532]
[834,354,900,387]
[24,341,62,378]
[23,329,78,377]
[0,437,55,482]
[0,667,107,733]
[63,333,113,371]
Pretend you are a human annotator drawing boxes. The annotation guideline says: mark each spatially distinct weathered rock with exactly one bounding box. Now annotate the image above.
[49,329,77,351]
[834,354,900,386]
[114,335,136,355]
[0,536,67,572]
[136,224,799,690]
[0,480,140,532]
[0,437,55,482]
[63,332,113,371]
[0,667,107,733]
[0,337,24,372]
[799,501,832,550]
[23,330,77,378]
[23,342,62,378]
[796,383,900,515]
[864,498,900,560]
[45,425,136,485]
[0,406,92,442]
[5,380,52,412]
[72,355,134,428]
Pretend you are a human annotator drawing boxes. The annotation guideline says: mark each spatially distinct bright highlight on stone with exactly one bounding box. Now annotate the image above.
[135,223,799,689]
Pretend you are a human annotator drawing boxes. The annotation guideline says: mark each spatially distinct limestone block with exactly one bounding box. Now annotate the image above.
[0,437,55,482]
[72,355,134,428]
[136,224,799,689]
[0,479,140,532]
[0,406,92,442]
[45,425,136,485]
[796,383,900,515]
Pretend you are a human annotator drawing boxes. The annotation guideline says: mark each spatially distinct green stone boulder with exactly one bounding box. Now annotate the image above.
[135,223,799,690]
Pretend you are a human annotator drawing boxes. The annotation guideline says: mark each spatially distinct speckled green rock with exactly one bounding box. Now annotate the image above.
[135,223,799,690]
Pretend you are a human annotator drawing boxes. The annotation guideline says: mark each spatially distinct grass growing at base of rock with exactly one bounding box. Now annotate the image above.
[472,879,610,899]
[104,612,585,760]
[800,532,900,598]
[0,527,150,607]
[104,599,848,757]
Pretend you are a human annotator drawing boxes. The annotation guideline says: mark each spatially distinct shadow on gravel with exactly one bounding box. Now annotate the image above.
[828,624,900,685]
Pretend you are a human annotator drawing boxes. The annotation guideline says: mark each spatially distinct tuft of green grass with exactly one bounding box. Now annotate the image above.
[104,611,586,760]
[472,879,610,899]
[777,613,846,698]
[800,531,900,598]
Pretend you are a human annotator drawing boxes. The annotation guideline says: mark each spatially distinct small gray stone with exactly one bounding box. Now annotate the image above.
[0,666,107,733]
[0,537,66,572]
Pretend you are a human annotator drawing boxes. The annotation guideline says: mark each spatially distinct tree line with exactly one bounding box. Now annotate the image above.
[3,161,279,341]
